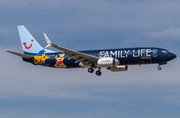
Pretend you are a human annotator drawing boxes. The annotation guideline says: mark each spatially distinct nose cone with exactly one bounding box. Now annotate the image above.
[169,53,177,60]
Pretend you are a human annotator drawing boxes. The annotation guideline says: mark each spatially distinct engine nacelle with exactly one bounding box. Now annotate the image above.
[97,58,119,67]
[108,65,128,72]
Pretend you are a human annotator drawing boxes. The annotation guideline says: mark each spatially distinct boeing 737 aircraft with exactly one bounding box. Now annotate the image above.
[7,25,177,76]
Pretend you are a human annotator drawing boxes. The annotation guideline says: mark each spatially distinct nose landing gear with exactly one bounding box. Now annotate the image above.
[158,66,161,70]
[158,63,161,70]
[158,62,167,70]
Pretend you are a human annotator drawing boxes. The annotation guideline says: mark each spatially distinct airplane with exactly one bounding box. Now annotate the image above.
[7,25,177,76]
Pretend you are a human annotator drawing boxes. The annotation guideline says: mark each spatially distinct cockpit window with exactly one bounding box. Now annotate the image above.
[161,50,169,53]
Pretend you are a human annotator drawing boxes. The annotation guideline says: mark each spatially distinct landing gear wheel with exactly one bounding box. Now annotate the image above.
[96,71,102,76]
[158,67,161,70]
[88,68,94,73]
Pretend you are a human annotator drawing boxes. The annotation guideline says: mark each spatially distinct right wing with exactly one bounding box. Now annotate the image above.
[43,33,98,63]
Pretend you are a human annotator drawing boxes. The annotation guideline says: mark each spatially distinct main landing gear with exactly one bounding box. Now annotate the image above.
[96,68,102,76]
[88,68,94,73]
[88,67,102,76]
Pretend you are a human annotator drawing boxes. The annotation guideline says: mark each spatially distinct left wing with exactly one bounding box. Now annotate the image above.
[43,33,98,63]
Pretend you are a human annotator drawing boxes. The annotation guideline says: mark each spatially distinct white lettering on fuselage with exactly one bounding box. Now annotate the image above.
[110,51,117,58]
[99,49,157,58]
[133,50,137,57]
[121,50,125,58]
[124,50,130,57]
[105,51,109,57]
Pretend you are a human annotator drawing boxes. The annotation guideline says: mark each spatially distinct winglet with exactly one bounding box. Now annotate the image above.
[43,33,52,49]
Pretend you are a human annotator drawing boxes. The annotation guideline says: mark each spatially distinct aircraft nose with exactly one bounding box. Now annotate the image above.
[169,53,177,60]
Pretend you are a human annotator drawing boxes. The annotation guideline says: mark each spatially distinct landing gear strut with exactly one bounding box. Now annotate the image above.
[158,64,161,70]
[96,68,102,76]
[88,68,94,73]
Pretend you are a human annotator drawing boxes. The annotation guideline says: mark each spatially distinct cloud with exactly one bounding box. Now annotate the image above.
[146,27,180,38]
[1,0,180,49]
[1,0,180,28]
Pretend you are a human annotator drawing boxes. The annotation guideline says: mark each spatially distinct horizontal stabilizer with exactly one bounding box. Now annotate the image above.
[7,51,33,58]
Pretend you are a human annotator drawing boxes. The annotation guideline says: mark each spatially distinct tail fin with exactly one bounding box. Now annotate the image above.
[17,25,43,54]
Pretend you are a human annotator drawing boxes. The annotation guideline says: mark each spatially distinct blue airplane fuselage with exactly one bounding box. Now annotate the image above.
[23,47,176,68]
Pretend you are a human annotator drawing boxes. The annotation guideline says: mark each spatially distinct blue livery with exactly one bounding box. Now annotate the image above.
[7,25,177,76]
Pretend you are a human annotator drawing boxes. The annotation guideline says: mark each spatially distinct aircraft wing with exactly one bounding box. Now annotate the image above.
[43,33,98,63]
[7,51,33,58]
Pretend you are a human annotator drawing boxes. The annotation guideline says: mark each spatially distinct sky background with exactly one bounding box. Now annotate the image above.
[0,0,180,118]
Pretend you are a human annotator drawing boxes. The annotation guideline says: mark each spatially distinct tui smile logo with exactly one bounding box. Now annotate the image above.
[23,39,33,49]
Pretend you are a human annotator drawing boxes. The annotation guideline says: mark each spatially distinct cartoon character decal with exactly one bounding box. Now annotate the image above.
[34,50,50,65]
[54,53,67,68]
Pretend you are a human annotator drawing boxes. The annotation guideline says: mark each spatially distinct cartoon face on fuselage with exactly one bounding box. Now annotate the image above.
[54,53,67,68]
[55,53,65,62]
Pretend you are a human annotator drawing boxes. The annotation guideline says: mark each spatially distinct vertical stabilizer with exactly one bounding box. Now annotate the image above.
[17,25,43,54]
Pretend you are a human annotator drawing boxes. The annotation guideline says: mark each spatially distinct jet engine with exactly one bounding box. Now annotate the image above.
[97,58,119,67]
[107,65,128,72]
